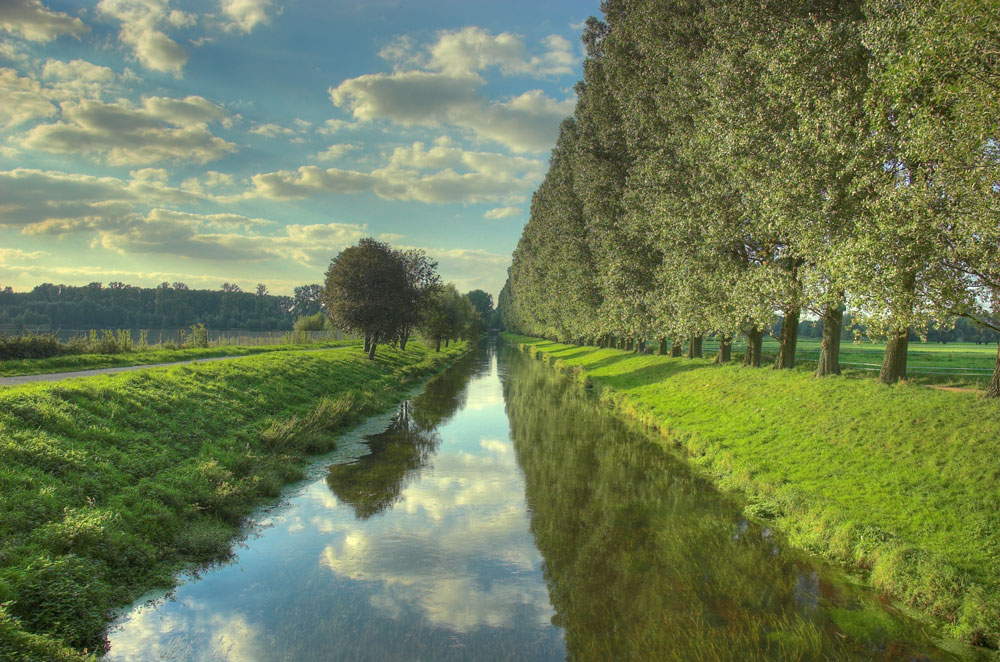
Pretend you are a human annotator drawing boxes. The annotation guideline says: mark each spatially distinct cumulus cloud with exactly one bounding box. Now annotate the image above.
[0,67,56,128]
[314,143,359,161]
[102,212,368,265]
[246,141,542,204]
[316,118,363,136]
[483,206,521,219]
[97,0,189,75]
[0,168,204,233]
[41,58,116,96]
[20,97,236,164]
[330,70,573,153]
[0,0,87,42]
[382,27,577,78]
[220,0,275,33]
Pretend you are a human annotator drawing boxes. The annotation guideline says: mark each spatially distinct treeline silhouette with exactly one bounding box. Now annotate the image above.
[0,281,324,332]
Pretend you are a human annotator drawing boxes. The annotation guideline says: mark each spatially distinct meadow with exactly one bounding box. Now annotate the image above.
[0,341,468,660]
[0,340,356,378]
[505,333,1000,650]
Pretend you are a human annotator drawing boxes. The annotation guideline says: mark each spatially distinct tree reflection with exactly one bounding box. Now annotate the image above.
[499,343,951,661]
[326,346,490,520]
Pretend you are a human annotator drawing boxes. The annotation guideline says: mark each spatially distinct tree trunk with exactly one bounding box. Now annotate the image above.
[670,339,683,357]
[445,338,450,347]
[367,336,378,360]
[658,337,668,355]
[714,335,732,363]
[773,306,800,369]
[625,337,634,352]
[879,328,910,384]
[400,329,409,351]
[986,342,1000,398]
[363,335,371,354]
[435,337,441,352]
[637,339,646,354]
[619,336,627,350]
[687,334,702,359]
[743,327,762,367]
[815,304,843,377]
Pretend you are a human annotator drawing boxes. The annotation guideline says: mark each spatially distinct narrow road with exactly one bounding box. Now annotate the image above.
[0,347,348,387]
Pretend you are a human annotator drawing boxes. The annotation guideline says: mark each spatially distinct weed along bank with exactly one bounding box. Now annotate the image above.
[0,341,469,660]
[506,333,1000,655]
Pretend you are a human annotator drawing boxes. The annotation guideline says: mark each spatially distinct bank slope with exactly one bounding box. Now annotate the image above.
[0,342,467,660]
[505,333,1000,650]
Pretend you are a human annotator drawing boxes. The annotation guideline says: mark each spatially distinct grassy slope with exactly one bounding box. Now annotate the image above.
[0,340,357,378]
[505,333,1000,649]
[0,341,467,660]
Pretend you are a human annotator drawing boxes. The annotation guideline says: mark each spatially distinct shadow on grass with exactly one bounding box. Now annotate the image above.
[550,347,602,362]
[598,359,709,391]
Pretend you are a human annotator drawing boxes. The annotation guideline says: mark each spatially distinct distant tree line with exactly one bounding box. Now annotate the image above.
[0,281,325,331]
[322,238,486,359]
[501,0,1000,396]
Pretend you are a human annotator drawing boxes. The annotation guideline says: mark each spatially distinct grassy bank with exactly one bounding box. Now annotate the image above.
[0,340,357,378]
[504,333,1000,651]
[0,341,467,660]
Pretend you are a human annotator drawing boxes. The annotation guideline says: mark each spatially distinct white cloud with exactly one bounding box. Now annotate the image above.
[96,0,188,75]
[101,213,368,265]
[0,168,204,233]
[316,118,362,136]
[0,67,56,128]
[330,70,573,153]
[0,0,87,42]
[250,121,296,137]
[382,27,577,78]
[220,0,275,33]
[314,143,359,161]
[41,58,116,96]
[247,141,542,205]
[483,206,521,219]
[330,70,481,126]
[20,97,236,164]
[0,247,47,262]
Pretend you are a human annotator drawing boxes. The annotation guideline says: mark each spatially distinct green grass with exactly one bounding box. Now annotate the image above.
[0,340,358,378]
[0,341,468,659]
[505,333,1000,650]
[694,337,998,388]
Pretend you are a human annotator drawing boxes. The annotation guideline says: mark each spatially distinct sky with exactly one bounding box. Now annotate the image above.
[0,0,598,298]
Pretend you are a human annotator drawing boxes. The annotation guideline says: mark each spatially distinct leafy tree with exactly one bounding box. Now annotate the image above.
[220,282,242,294]
[255,283,268,297]
[465,289,494,320]
[293,284,324,316]
[322,238,411,359]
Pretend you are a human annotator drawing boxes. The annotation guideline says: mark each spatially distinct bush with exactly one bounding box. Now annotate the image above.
[0,333,65,361]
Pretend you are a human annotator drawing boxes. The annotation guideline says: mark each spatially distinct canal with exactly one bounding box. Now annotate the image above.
[105,339,970,661]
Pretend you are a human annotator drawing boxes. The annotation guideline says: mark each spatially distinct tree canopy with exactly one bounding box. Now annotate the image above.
[500,0,1000,396]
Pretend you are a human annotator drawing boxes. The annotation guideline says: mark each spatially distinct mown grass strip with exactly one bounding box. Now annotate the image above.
[0,340,358,378]
[504,333,1000,650]
[0,341,467,660]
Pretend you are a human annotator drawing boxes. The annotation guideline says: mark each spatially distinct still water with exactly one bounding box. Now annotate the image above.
[106,340,969,661]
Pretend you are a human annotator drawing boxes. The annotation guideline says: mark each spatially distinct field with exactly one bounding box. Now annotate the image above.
[667,336,998,389]
[506,333,1000,651]
[0,341,468,660]
[0,340,357,378]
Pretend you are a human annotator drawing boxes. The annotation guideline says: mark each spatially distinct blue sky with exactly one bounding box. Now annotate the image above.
[0,0,597,297]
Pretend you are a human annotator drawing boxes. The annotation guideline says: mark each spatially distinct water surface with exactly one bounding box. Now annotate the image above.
[106,340,972,661]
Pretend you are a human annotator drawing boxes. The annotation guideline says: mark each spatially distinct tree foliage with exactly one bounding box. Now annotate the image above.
[500,0,1000,394]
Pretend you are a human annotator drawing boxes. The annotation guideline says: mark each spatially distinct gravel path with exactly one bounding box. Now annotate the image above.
[0,347,347,387]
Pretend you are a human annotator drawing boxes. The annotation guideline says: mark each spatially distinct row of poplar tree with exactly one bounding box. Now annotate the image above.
[499,0,1000,396]
[323,238,485,359]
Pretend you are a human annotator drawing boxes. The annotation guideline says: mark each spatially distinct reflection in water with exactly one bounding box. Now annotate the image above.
[104,339,972,661]
[500,343,961,661]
